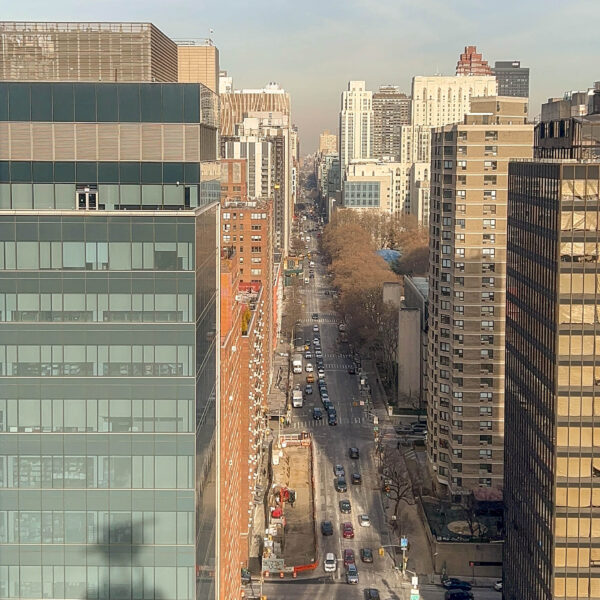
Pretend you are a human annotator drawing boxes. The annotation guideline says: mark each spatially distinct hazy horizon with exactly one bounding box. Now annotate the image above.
[4,0,599,153]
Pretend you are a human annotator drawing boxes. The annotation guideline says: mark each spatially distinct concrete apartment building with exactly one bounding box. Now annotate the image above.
[177,40,219,93]
[339,80,374,169]
[411,75,497,128]
[455,45,493,76]
[503,100,600,600]
[426,97,532,495]
[221,114,291,255]
[372,85,411,160]
[319,129,337,154]
[342,160,408,213]
[493,60,529,98]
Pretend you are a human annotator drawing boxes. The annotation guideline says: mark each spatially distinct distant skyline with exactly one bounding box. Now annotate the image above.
[3,0,599,153]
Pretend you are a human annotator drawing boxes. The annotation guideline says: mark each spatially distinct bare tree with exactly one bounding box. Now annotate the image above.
[281,277,303,341]
[381,445,415,518]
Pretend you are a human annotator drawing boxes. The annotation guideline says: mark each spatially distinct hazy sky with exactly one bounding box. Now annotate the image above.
[5,0,600,153]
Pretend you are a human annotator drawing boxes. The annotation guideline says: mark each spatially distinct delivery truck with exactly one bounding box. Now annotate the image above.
[292,389,304,408]
[292,353,303,374]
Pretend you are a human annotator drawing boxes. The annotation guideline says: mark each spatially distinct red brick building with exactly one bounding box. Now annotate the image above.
[456,45,493,76]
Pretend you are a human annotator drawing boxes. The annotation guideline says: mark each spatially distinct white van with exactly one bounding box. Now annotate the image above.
[324,552,337,572]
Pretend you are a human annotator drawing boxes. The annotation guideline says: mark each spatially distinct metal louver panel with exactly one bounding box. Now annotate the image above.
[119,124,141,161]
[163,124,184,161]
[141,124,163,161]
[31,123,53,161]
[53,123,76,160]
[76,124,98,161]
[98,124,119,161]
[185,125,199,162]
[9,122,32,160]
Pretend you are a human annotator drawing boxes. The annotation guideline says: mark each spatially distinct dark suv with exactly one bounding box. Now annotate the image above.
[349,447,359,459]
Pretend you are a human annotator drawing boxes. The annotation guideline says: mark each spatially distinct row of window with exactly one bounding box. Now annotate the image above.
[0,241,194,271]
[0,82,211,124]
[0,397,194,433]
[0,509,194,545]
[0,293,193,323]
[0,455,193,490]
[0,565,194,600]
[0,161,202,184]
[0,345,193,377]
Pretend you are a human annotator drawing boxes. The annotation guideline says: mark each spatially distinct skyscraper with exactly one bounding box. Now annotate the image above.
[493,60,529,98]
[455,45,493,76]
[372,85,411,160]
[319,129,338,154]
[411,75,497,127]
[0,24,222,600]
[426,97,532,493]
[504,108,600,600]
[339,80,373,169]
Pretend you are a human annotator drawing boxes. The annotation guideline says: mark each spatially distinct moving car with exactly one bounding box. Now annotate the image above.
[321,520,333,536]
[349,447,360,459]
[306,373,315,383]
[339,499,351,514]
[342,522,354,539]
[348,365,356,374]
[364,590,380,600]
[335,476,347,492]
[442,578,472,591]
[313,407,323,420]
[328,413,338,426]
[318,368,325,378]
[359,514,371,527]
[305,384,313,395]
[352,472,362,485]
[343,549,355,566]
[312,324,319,332]
[312,313,319,320]
[323,552,337,572]
[334,464,345,478]
[315,350,323,358]
[346,563,359,585]
[360,548,373,563]
[305,363,313,373]
[304,351,312,360]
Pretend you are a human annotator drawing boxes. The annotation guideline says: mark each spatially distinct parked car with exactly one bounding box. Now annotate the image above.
[442,578,472,591]
[349,447,360,459]
[328,413,338,426]
[324,552,337,572]
[334,464,345,478]
[318,369,326,379]
[348,365,356,374]
[339,499,351,514]
[335,476,347,492]
[323,400,333,411]
[364,590,380,600]
[313,407,323,420]
[342,522,354,539]
[321,520,333,536]
[358,514,371,527]
[444,592,473,600]
[305,384,313,395]
[343,549,355,566]
[306,373,315,384]
[304,351,312,360]
[346,563,359,585]
[360,548,373,563]
[305,363,313,373]
[352,472,362,485]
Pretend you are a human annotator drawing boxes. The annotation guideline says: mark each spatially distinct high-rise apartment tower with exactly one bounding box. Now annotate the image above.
[339,80,373,169]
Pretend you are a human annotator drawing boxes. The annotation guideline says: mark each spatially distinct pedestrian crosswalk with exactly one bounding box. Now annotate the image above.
[292,416,364,428]
[321,363,354,370]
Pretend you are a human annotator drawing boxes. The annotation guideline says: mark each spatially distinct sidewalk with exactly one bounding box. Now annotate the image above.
[363,358,436,584]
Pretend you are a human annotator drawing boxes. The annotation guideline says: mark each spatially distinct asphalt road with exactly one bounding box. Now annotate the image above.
[253,221,503,600]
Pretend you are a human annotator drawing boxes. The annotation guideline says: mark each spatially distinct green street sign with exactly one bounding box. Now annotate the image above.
[373,426,379,431]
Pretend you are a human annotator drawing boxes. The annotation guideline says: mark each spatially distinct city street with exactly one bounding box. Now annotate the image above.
[255,217,502,600]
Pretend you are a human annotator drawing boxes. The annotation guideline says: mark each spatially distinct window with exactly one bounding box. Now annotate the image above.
[480,421,492,431]
[480,392,493,402]
[454,305,464,314]
[456,219,465,228]
[483,204,496,214]
[457,160,467,170]
[483,219,496,229]
[443,217,452,226]
[442,230,452,240]
[444,160,453,169]
[483,233,495,244]
[484,160,497,170]
[455,233,465,242]
[453,448,463,458]
[481,320,494,330]
[479,449,492,459]
[485,131,498,141]
[250,268,261,276]
[480,406,492,416]
[453,320,464,329]
[455,262,465,272]
[479,478,492,487]
[482,292,495,302]
[482,248,495,258]
[454,291,464,300]
[453,391,463,400]
[452,420,463,429]
[484,175,497,185]
[441,301,450,310]
[481,349,493,359]
[442,245,451,255]
[442,259,451,268]
[481,335,494,344]
[455,277,464,286]
[455,248,465,257]
[482,277,495,287]
[456,204,466,213]
[482,262,495,273]
[485,145,497,156]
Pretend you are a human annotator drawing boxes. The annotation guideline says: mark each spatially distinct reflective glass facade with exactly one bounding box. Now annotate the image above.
[0,210,218,600]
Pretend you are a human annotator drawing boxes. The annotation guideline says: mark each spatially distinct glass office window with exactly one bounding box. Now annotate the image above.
[118,86,140,122]
[0,84,7,121]
[33,184,55,209]
[52,84,74,122]
[141,84,163,122]
[74,84,97,122]
[142,186,162,207]
[120,186,140,207]
[141,163,162,185]
[30,84,52,121]
[8,83,30,121]
[98,163,119,184]
[11,185,32,209]
[96,84,119,122]
[76,162,97,184]
[163,163,184,185]
[164,84,184,123]
[55,184,76,209]
[54,162,76,183]
[0,185,10,209]
[120,163,140,185]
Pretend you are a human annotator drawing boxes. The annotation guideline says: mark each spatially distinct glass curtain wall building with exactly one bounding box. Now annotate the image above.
[0,81,220,600]
[504,161,600,599]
